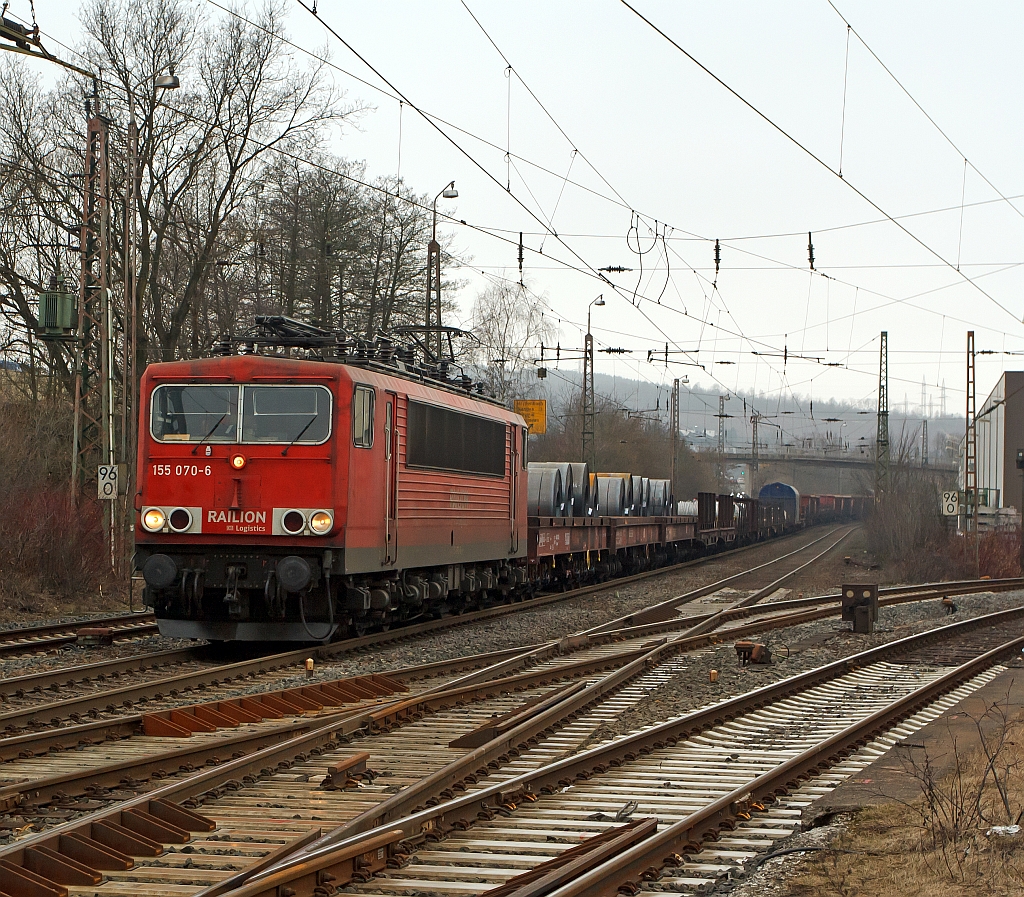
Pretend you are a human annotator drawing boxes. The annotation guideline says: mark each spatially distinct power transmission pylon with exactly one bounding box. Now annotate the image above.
[875,331,889,500]
[921,418,928,467]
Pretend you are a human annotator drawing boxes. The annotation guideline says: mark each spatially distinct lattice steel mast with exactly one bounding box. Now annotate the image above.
[965,330,977,533]
[582,329,595,468]
[669,378,679,500]
[71,100,112,503]
[875,331,889,499]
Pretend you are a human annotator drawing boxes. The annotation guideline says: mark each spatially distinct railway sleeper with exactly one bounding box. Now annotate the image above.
[0,799,214,894]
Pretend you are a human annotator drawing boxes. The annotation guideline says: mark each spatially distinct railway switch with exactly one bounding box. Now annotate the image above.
[734,640,772,665]
[76,627,114,646]
[842,583,879,634]
[323,752,374,789]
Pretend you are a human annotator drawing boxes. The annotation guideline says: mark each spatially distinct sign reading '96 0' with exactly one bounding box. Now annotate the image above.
[97,464,125,500]
[513,399,547,434]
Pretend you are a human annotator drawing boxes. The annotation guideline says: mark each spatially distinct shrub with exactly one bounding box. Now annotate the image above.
[0,399,118,608]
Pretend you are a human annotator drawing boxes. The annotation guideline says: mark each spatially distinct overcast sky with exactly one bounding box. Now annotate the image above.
[25,1,1024,425]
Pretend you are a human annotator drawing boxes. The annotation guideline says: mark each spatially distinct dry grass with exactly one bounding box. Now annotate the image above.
[0,399,123,619]
[788,702,1024,897]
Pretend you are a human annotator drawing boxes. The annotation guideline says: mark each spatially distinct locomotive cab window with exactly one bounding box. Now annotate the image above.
[151,385,239,443]
[352,385,374,447]
[241,385,331,444]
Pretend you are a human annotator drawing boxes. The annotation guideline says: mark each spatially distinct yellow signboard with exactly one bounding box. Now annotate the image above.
[514,399,547,434]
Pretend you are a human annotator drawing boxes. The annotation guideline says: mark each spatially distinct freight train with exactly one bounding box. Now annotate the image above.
[134,317,865,642]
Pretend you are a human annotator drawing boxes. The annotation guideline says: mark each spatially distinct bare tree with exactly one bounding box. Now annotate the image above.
[81,0,359,361]
[471,278,554,404]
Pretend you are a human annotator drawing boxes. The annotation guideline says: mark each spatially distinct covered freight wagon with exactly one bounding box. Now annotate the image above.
[758,482,802,526]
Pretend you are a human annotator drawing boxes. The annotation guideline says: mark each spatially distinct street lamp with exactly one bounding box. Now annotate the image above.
[154,65,180,90]
[582,294,605,468]
[125,66,181,451]
[120,66,180,568]
[426,180,458,359]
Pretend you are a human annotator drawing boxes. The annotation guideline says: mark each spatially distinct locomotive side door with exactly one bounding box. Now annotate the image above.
[509,424,519,553]
[383,392,399,566]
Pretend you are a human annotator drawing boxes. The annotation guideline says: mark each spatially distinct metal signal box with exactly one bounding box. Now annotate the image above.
[842,583,879,634]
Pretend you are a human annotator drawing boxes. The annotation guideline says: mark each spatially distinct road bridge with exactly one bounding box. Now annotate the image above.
[719,452,957,496]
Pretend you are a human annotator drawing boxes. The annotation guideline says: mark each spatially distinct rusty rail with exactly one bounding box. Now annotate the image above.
[230,602,1024,897]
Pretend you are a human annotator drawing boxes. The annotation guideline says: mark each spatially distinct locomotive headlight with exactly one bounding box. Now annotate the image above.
[282,510,306,535]
[168,508,192,533]
[230,453,247,470]
[142,508,166,532]
[309,510,333,534]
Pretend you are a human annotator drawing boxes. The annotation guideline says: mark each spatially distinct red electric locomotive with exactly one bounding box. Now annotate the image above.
[135,320,529,641]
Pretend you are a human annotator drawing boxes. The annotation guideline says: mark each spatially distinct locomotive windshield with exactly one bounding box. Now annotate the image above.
[241,385,331,444]
[151,384,332,444]
[151,385,239,443]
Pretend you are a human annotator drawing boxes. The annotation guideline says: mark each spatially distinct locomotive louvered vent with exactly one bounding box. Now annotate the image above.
[407,401,506,476]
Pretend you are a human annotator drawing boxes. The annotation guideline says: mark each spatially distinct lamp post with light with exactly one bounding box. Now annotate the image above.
[582,294,605,468]
[115,68,179,577]
[124,67,180,464]
[426,180,458,359]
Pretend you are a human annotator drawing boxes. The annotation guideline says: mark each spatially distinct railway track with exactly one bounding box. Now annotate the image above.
[0,528,1012,781]
[222,606,1024,897]
[0,525,857,737]
[0,578,1020,897]
[0,613,158,657]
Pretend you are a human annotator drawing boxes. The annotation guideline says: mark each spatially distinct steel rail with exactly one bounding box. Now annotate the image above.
[0,641,548,759]
[0,575,1016,897]
[0,645,647,816]
[0,614,158,656]
[542,633,1024,897]
[0,526,852,734]
[0,612,156,641]
[233,602,1024,896]
[584,524,855,634]
[4,571,1008,768]
[0,641,656,871]
[677,526,855,638]
[0,646,199,698]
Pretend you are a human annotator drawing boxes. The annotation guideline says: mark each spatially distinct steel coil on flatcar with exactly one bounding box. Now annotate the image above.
[527,466,564,517]
[528,462,574,516]
[596,475,626,516]
[677,499,698,516]
[567,462,592,516]
[630,475,644,516]
[649,478,672,515]
[599,473,633,515]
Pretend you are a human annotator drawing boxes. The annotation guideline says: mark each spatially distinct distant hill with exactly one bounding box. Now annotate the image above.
[523,369,963,464]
